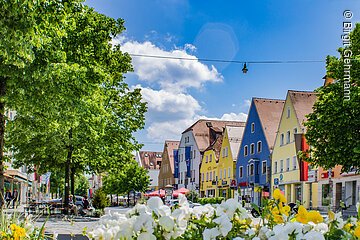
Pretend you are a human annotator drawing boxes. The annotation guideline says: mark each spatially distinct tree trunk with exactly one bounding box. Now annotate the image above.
[116,194,119,206]
[70,166,75,196]
[133,190,136,206]
[127,192,130,207]
[0,76,6,209]
[64,129,73,214]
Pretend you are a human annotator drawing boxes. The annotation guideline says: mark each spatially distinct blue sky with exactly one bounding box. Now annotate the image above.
[87,0,360,151]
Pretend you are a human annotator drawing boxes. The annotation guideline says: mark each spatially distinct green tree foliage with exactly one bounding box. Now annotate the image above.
[75,174,90,196]
[91,187,110,211]
[103,160,150,200]
[0,0,81,207]
[6,2,147,208]
[305,23,360,172]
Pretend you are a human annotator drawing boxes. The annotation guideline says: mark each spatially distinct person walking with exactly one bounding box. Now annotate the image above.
[5,190,12,208]
[12,189,18,209]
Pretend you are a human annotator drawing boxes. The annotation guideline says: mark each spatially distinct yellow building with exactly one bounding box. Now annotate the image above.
[217,125,245,199]
[200,135,222,197]
[271,90,318,208]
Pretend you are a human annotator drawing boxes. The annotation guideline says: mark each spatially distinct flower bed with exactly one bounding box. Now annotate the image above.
[0,213,47,240]
[88,189,360,239]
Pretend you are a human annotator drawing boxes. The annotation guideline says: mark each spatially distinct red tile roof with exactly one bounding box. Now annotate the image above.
[253,98,285,150]
[163,140,180,173]
[183,119,246,152]
[139,151,163,170]
[288,90,317,130]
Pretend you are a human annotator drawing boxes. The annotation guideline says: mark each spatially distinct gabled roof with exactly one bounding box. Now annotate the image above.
[204,134,223,161]
[288,90,317,130]
[253,98,285,150]
[182,119,246,152]
[163,140,180,173]
[225,125,245,160]
[139,151,163,170]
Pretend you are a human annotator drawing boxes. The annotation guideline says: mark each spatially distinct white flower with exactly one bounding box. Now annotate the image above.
[157,205,171,217]
[133,213,155,234]
[233,238,245,240]
[138,232,156,240]
[203,227,221,240]
[303,230,325,240]
[147,197,164,211]
[159,216,175,232]
[213,214,232,236]
[313,223,329,234]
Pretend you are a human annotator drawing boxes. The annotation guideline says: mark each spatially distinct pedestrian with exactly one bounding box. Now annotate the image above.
[12,189,18,209]
[5,190,12,208]
[68,195,78,215]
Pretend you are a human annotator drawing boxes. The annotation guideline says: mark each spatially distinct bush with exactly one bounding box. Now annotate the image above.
[92,188,110,211]
[187,190,199,203]
[198,197,224,205]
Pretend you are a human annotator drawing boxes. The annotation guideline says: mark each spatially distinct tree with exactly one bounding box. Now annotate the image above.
[75,173,90,196]
[305,23,360,172]
[103,160,150,206]
[0,0,80,207]
[7,3,146,210]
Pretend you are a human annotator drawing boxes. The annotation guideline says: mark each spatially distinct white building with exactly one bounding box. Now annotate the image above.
[134,151,162,191]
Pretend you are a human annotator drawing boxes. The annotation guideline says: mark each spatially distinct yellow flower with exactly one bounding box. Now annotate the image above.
[344,223,352,232]
[273,189,287,203]
[296,205,308,224]
[354,225,360,238]
[307,211,324,224]
[273,214,284,224]
[328,210,335,221]
[280,205,291,217]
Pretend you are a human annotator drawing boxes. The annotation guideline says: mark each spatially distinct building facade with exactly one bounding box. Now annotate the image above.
[176,120,244,192]
[135,151,162,191]
[236,98,284,205]
[199,135,222,197]
[271,90,318,208]
[158,140,179,189]
[218,125,244,199]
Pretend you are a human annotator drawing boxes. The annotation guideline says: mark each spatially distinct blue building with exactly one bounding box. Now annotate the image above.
[236,98,284,205]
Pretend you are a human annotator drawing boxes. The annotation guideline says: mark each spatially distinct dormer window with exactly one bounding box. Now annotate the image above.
[251,123,255,133]
[145,153,149,157]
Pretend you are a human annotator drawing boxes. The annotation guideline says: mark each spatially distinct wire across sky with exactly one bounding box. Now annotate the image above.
[128,53,326,65]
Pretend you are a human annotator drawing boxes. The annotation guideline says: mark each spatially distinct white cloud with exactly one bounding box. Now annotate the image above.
[220,112,248,121]
[136,85,201,120]
[121,40,222,92]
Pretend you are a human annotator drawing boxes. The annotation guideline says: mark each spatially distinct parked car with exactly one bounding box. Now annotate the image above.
[47,195,84,207]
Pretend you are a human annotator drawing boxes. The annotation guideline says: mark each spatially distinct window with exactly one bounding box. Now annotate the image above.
[206,156,208,163]
[244,145,248,156]
[210,154,213,162]
[287,106,291,118]
[247,165,250,176]
[181,154,183,162]
[202,173,204,182]
[280,134,284,146]
[280,160,284,172]
[228,167,231,178]
[250,164,254,176]
[180,172,183,184]
[210,172,212,181]
[222,148,225,157]
[224,169,226,179]
[286,131,291,144]
[206,172,209,181]
[286,158,290,171]
[213,171,216,180]
[251,123,255,133]
[257,141,262,153]
[239,166,243,178]
[294,128,297,135]
[250,143,255,155]
[193,150,196,159]
[262,161,267,174]
[293,156,297,170]
[274,161,278,174]
[220,169,222,179]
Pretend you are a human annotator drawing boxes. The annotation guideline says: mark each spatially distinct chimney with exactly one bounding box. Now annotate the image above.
[322,75,335,86]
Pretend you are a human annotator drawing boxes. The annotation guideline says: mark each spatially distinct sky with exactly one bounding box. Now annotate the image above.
[86,0,360,151]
